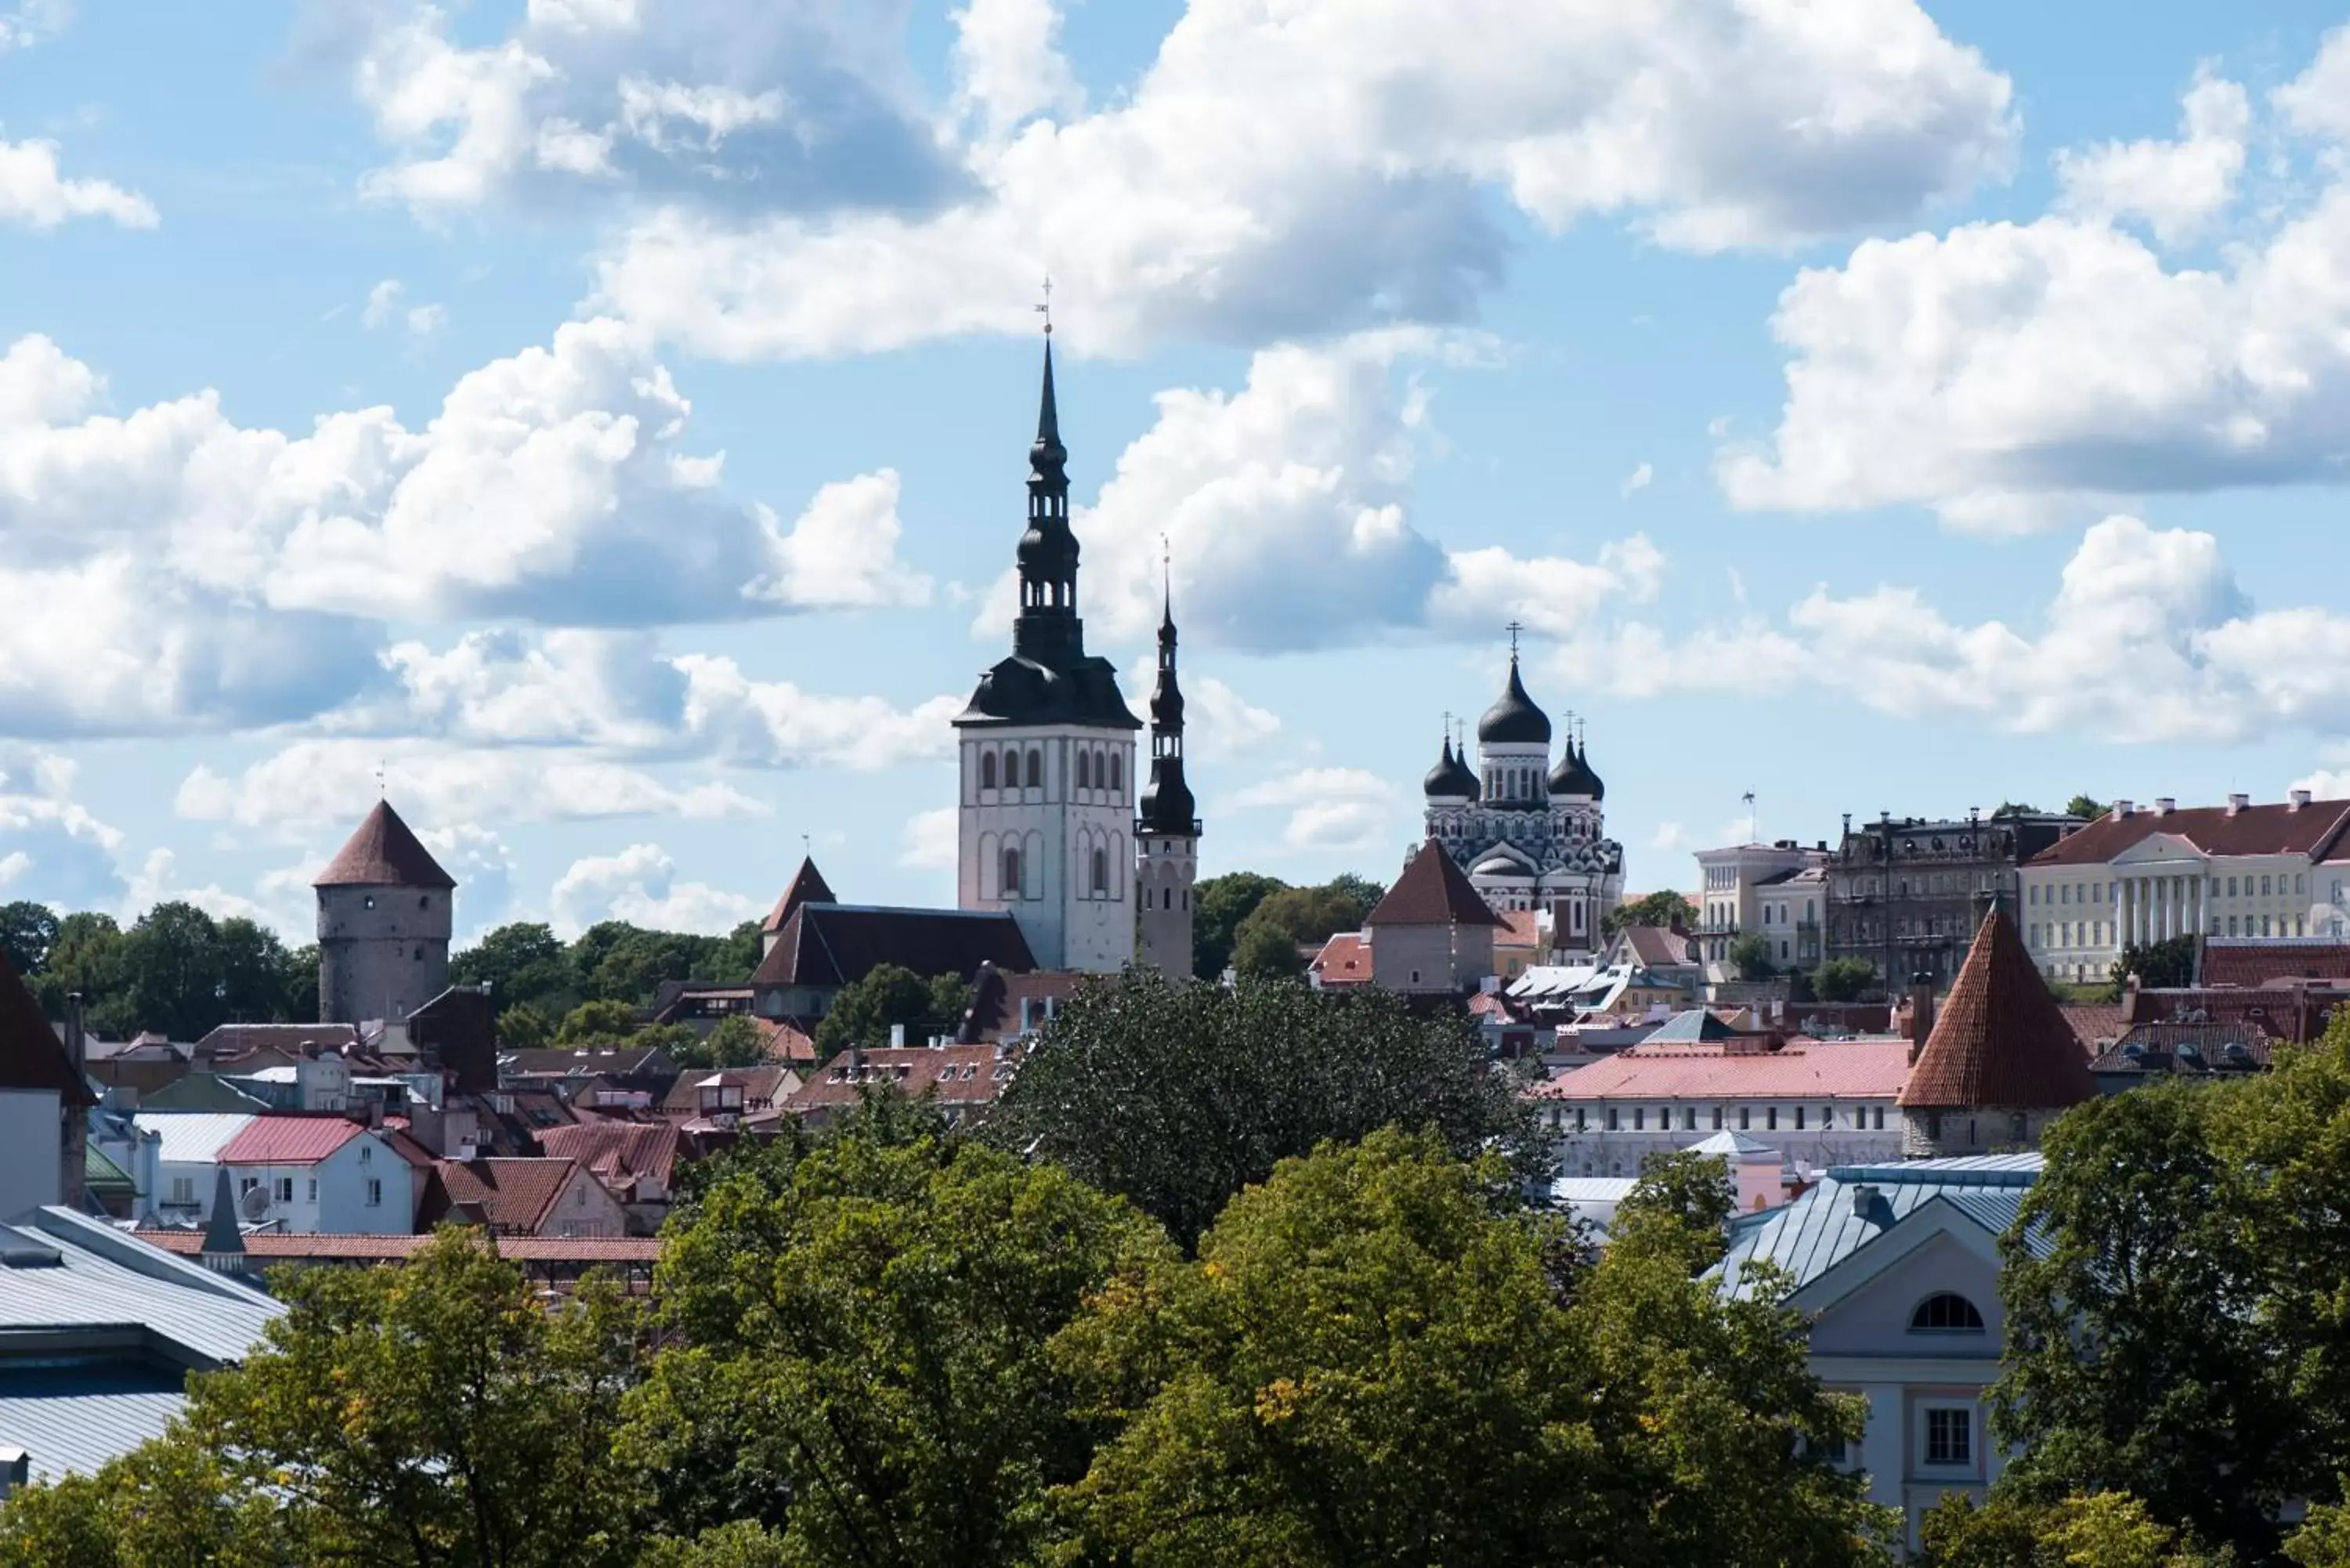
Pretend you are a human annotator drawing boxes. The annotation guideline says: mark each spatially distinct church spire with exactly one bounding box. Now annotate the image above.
[1139,559,1197,836]
[1014,336,1081,663]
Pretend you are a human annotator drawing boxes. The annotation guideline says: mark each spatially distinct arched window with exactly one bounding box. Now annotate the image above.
[1087,847,1105,895]
[1910,1292,1985,1332]
[982,752,997,789]
[1109,753,1122,793]
[1026,748,1043,788]
[1076,751,1092,789]
[1002,846,1024,898]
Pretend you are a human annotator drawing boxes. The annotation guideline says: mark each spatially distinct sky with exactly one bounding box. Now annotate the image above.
[5,0,2350,945]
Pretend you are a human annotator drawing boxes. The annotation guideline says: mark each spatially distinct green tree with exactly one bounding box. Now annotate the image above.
[0,1428,291,1566]
[1191,871,1286,980]
[1324,873,1386,919]
[0,899,60,977]
[29,910,127,1032]
[116,901,228,1039]
[454,921,573,1013]
[1051,1129,1889,1567]
[283,943,320,1024]
[499,1001,555,1050]
[1726,930,1776,980]
[2066,795,2109,821]
[2113,934,2197,989]
[629,1129,1168,1563]
[1918,1491,2223,1568]
[1611,1148,1734,1272]
[986,970,1550,1249]
[1230,919,1307,980]
[1603,889,1697,937]
[214,916,298,1023]
[810,963,969,1058]
[1810,956,1878,1002]
[710,919,764,983]
[672,1013,767,1071]
[557,998,642,1045]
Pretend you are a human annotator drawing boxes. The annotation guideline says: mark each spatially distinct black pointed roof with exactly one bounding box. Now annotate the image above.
[763,857,837,933]
[1138,583,1199,836]
[1547,737,1603,800]
[1477,656,1551,745]
[1424,737,1478,798]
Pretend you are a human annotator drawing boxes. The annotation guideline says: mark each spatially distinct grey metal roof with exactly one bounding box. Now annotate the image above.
[0,1368,189,1483]
[1717,1154,2044,1299]
[133,1111,256,1164]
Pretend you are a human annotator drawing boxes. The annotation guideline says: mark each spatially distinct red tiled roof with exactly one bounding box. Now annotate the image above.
[1899,910,2098,1111]
[0,948,89,1104]
[1368,841,1504,928]
[792,1046,1020,1113]
[2200,942,2350,987]
[2030,799,2350,867]
[1496,910,1542,948]
[1310,933,1372,986]
[535,1121,680,1193]
[193,1022,361,1062]
[136,1230,660,1263]
[314,800,457,888]
[762,857,838,933]
[426,1158,588,1232]
[217,1116,368,1165]
[1530,1035,1911,1101]
[1619,925,1695,968]
[659,1063,799,1115]
[2057,1003,2127,1055]
[755,1017,819,1063]
[751,904,1036,989]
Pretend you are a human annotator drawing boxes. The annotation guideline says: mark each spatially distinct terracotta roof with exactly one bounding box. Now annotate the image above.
[136,1230,660,1263]
[1618,926,1694,968]
[2030,799,2350,867]
[1496,910,1542,948]
[1899,910,2098,1111]
[534,1121,679,1194]
[2057,1002,2127,1055]
[659,1063,799,1115]
[1530,1036,1911,1101]
[216,1115,369,1165]
[750,904,1036,990]
[0,948,89,1104]
[425,1158,588,1232]
[193,1022,360,1062]
[498,1046,678,1082]
[792,1046,1021,1114]
[762,857,837,933]
[2092,1021,2275,1075]
[755,1016,819,1063]
[1310,933,1372,987]
[1368,841,1504,928]
[315,800,455,889]
[2200,942,2350,987]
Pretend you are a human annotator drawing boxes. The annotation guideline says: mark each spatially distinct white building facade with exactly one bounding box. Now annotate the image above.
[1694,841,1829,970]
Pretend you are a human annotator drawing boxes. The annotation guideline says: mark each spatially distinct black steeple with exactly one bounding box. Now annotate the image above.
[1014,340,1083,666]
[1138,569,1198,836]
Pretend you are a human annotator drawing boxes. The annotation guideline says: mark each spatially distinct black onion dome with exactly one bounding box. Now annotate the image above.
[1581,742,1605,801]
[1138,767,1196,833]
[1424,738,1477,798]
[1477,657,1551,745]
[1547,740,1599,798]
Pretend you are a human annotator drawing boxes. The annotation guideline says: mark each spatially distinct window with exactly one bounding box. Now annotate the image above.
[366,1179,383,1208]
[1574,1108,1586,1131]
[1925,1407,1973,1467]
[1739,1106,1750,1130]
[1076,751,1092,789]
[1712,1107,1723,1130]
[2263,875,2274,896]
[275,1177,294,1203]
[2229,876,2239,896]
[1606,1107,1619,1130]
[2264,916,2274,937]
[1794,1107,1806,1130]
[2028,884,2039,905]
[2229,916,2240,936]
[306,1178,318,1202]
[1766,1107,1777,1131]
[2300,873,2309,895]
[1090,847,1108,896]
[1003,846,1024,898]
[169,1175,194,1205]
[1873,1107,1884,1130]
[982,752,997,789]
[1026,748,1043,787]
[1820,1106,1834,1129]
[1683,1107,1697,1131]
[2059,883,2070,905]
[1633,1108,1644,1130]
[1910,1292,1986,1331]
[1109,753,1122,793]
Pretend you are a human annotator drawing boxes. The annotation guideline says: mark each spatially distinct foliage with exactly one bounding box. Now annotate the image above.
[985,969,1553,1250]
[497,1001,555,1050]
[1235,882,1379,952]
[454,918,764,1017]
[0,1230,646,1568]
[452,921,573,1010]
[1810,956,1878,1003]
[810,963,970,1058]
[1049,1129,1892,1568]
[1603,889,1697,937]
[1191,871,1287,980]
[1918,1492,2225,1568]
[671,1013,768,1071]
[1324,872,1386,915]
[1231,919,1307,980]
[557,997,643,1045]
[1611,1149,1735,1272]
[631,1130,1169,1563]
[1726,931,1777,980]
[2066,795,2110,821]
[2112,934,2197,990]
[1990,801,2041,818]
[12,901,309,1039]
[0,898,60,977]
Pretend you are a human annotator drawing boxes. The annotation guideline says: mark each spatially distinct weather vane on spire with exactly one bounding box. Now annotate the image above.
[374,758,387,799]
[1036,274,1054,337]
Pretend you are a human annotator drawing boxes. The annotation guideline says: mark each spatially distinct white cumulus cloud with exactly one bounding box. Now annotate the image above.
[548,843,761,938]
[0,137,154,229]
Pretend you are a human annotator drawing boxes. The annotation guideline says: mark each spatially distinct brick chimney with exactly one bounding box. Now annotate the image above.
[58,992,86,1211]
[1906,973,1936,1066]
[2120,970,2143,1024]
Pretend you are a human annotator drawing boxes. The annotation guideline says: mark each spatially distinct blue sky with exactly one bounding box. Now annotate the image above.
[5,0,2350,945]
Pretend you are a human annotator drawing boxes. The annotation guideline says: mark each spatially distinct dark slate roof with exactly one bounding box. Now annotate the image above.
[1367,843,1505,928]
[406,985,498,1095]
[762,857,837,934]
[956,964,1090,1042]
[750,904,1037,990]
[2030,798,2350,866]
[314,800,456,889]
[1640,1008,1743,1044]
[956,652,1142,730]
[1899,909,2098,1111]
[1477,656,1550,745]
[0,948,90,1104]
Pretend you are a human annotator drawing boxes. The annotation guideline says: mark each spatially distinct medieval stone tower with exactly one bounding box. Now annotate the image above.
[315,799,455,1025]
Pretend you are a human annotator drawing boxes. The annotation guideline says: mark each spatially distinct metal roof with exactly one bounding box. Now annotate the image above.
[1716,1155,2044,1300]
[0,1367,190,1483]
[132,1111,257,1164]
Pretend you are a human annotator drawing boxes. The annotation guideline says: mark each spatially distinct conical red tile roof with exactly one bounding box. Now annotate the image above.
[314,800,456,889]
[762,856,837,933]
[1367,841,1504,928]
[1898,907,2095,1111]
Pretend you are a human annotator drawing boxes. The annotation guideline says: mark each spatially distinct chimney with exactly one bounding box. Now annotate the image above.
[2154,797,2175,815]
[58,992,86,1210]
[1906,972,1936,1066]
[2227,793,2249,816]
[63,992,84,1079]
[888,1022,906,1049]
[2115,799,2133,818]
[2291,789,2313,811]
[1849,1183,1885,1225]
[2120,971,2143,1024]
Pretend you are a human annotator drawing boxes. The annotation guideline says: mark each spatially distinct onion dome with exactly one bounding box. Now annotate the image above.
[1477,655,1551,746]
[1138,759,1197,834]
[1547,739,1601,800]
[1423,736,1478,799]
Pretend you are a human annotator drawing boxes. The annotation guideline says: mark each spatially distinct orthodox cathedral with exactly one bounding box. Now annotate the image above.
[1419,647,1622,958]
[953,339,1201,976]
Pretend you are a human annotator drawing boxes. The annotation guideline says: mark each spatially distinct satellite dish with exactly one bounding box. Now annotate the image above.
[237,1183,273,1223]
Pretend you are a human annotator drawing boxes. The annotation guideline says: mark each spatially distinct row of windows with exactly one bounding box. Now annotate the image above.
[2031,871,2322,905]
[2030,912,2315,948]
[986,831,1130,902]
[1559,1103,1889,1133]
[1758,901,1817,926]
[975,744,1126,798]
